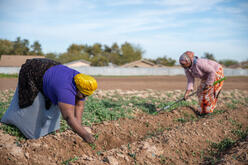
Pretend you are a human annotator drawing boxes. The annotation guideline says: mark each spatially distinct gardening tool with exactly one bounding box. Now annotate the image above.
[157,77,226,113]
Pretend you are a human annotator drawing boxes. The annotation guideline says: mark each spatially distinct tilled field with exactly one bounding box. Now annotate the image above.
[0,89,248,165]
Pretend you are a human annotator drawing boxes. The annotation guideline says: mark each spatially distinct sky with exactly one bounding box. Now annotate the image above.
[0,0,248,62]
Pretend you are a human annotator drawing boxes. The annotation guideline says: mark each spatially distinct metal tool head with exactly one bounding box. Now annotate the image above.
[163,105,170,110]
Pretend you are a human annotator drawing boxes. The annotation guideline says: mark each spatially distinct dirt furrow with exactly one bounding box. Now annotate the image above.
[84,105,248,165]
[1,103,247,165]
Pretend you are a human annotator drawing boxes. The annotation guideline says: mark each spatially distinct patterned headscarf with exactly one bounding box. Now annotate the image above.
[179,51,195,66]
[74,73,98,96]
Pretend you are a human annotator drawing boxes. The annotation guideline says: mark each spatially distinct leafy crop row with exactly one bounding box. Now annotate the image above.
[0,89,247,139]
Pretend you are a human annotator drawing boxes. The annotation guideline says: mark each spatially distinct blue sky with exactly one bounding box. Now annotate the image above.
[0,0,248,61]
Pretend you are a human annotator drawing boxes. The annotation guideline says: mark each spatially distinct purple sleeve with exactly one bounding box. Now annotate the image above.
[198,61,216,85]
[185,69,194,90]
[56,89,76,105]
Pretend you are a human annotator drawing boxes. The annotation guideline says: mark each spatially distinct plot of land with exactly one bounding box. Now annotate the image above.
[0,76,247,165]
[0,76,248,90]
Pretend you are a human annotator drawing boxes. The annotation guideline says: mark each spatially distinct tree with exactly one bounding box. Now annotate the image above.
[219,59,239,67]
[111,43,120,54]
[67,44,85,54]
[30,41,43,55]
[11,37,30,55]
[120,42,143,65]
[91,43,102,57]
[45,53,58,61]
[91,55,109,66]
[154,56,176,66]
[57,52,89,64]
[0,39,13,56]
[0,37,45,56]
[107,43,122,65]
[67,44,90,59]
[55,44,91,64]
[103,45,112,53]
[203,52,216,61]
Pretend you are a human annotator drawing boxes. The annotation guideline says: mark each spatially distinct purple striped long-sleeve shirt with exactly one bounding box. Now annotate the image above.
[184,57,221,90]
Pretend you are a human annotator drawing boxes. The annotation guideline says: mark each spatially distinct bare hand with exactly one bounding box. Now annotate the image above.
[184,90,191,100]
[82,133,95,144]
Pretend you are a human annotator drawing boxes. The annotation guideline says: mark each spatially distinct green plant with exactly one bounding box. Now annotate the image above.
[128,152,136,160]
[169,100,192,112]
[62,156,79,165]
[83,96,133,125]
[229,119,242,129]
[183,112,197,121]
[144,131,155,139]
[210,138,235,156]
[200,150,205,159]
[156,126,165,134]
[94,133,99,140]
[203,138,236,164]
[89,143,96,150]
[175,118,187,123]
[191,99,198,105]
[231,99,240,104]
[60,119,70,132]
[231,127,248,139]
[227,103,237,109]
[96,151,102,156]
[0,124,25,140]
[0,91,26,140]
[127,143,131,150]
[192,151,196,157]
[0,92,13,119]
[204,126,248,164]
[128,96,158,114]
[57,95,135,133]
[0,102,9,119]
[207,109,226,116]
[244,97,248,104]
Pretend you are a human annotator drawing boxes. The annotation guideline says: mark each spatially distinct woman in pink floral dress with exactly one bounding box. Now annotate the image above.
[179,51,224,114]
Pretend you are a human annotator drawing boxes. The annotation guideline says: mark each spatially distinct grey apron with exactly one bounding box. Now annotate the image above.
[1,87,61,139]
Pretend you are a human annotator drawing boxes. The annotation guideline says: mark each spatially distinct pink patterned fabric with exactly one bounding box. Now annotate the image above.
[184,58,222,90]
[197,66,224,114]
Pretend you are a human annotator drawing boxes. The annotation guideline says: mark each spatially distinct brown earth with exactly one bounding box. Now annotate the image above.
[0,77,248,165]
[0,76,248,90]
[1,105,247,165]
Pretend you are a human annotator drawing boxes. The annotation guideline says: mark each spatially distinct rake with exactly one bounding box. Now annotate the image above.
[157,77,226,113]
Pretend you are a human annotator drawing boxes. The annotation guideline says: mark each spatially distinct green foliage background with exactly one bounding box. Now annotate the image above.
[0,37,247,67]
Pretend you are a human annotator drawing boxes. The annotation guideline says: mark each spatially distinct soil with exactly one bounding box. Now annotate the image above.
[0,76,248,90]
[0,76,248,165]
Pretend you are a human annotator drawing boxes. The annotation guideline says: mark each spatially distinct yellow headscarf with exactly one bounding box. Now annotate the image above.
[74,73,97,96]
